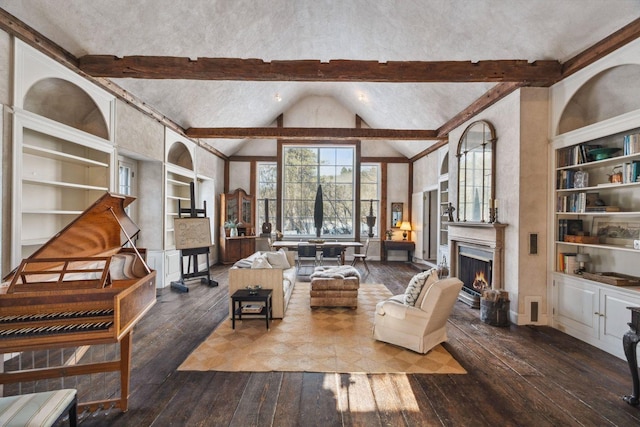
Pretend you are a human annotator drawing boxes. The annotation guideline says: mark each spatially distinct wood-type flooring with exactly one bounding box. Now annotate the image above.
[73,261,640,426]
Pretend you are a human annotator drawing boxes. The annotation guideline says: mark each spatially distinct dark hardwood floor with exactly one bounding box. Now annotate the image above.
[75,261,640,426]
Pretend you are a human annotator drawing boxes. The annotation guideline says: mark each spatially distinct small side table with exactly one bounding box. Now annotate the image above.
[231,288,273,330]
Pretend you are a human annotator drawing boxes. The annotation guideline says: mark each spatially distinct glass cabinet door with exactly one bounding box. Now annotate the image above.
[226,197,238,222]
[241,195,252,224]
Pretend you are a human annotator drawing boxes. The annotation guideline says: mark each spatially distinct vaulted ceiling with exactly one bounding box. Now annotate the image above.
[1,1,639,158]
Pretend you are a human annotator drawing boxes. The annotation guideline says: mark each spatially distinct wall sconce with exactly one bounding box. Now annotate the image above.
[400,221,412,240]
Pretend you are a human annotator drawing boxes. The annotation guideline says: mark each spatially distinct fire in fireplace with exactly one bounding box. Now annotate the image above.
[458,246,493,307]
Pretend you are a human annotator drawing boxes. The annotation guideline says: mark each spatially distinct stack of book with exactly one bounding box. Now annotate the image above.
[558,252,577,274]
[241,304,263,314]
[623,133,640,155]
[557,144,598,167]
[558,219,583,242]
[621,161,640,183]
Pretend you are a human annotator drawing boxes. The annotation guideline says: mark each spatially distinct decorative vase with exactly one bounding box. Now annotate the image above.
[230,227,238,237]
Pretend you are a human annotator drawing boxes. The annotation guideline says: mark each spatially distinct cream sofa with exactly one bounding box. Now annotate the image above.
[228,250,297,319]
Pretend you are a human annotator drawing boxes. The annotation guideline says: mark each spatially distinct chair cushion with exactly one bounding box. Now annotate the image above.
[403,268,437,306]
[0,389,76,427]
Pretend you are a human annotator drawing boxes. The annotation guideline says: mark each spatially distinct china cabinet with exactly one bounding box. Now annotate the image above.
[220,188,256,263]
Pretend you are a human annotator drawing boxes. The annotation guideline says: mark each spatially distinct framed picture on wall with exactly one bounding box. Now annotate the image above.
[591,217,640,246]
[391,202,403,228]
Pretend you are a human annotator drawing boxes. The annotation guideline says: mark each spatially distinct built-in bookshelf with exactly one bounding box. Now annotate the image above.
[554,127,640,266]
[12,112,114,266]
[438,176,449,247]
[551,117,640,360]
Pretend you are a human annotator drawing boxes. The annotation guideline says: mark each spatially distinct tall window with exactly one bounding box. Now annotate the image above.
[118,158,136,217]
[360,164,380,237]
[256,162,277,232]
[283,146,355,237]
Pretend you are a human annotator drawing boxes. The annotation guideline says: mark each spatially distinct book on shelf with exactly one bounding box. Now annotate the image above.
[585,206,621,212]
[558,219,583,242]
[621,161,640,183]
[557,144,601,167]
[557,252,577,273]
[623,133,640,155]
[241,304,264,313]
[564,254,578,275]
[556,193,587,213]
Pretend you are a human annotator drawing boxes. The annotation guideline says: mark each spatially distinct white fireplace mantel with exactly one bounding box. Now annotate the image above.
[448,222,508,289]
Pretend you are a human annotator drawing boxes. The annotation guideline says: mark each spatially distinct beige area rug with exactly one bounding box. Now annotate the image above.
[179,283,466,374]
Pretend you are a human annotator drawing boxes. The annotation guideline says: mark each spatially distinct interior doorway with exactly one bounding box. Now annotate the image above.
[422,189,438,264]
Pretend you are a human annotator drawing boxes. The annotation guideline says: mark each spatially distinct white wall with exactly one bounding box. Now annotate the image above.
[446,87,550,323]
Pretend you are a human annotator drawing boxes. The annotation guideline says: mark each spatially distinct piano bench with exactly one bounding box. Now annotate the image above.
[0,389,77,427]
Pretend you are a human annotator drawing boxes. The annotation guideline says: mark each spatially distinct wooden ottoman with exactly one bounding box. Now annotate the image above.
[310,276,360,309]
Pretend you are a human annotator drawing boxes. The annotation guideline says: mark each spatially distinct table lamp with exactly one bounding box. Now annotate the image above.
[575,253,591,274]
[400,221,412,240]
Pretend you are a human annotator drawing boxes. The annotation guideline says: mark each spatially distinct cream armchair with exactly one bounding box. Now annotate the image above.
[373,277,463,354]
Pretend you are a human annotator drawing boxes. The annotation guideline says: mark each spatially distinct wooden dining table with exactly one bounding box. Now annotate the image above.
[271,240,364,264]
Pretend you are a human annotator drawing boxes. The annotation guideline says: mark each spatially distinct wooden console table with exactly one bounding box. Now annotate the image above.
[382,240,415,262]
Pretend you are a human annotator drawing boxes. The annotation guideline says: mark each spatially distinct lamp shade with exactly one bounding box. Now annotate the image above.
[400,221,412,231]
[576,253,591,263]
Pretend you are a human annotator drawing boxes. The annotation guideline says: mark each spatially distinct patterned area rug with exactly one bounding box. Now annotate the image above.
[179,283,466,374]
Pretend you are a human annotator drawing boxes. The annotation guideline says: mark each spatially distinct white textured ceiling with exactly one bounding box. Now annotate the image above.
[1,0,639,157]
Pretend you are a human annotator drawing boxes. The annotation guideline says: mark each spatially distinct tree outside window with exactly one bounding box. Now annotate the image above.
[257,162,277,232]
[283,146,354,237]
[360,164,380,237]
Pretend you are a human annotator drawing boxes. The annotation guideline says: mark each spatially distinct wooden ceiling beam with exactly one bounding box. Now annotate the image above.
[79,56,561,83]
[186,127,443,141]
[561,17,640,80]
[437,82,525,137]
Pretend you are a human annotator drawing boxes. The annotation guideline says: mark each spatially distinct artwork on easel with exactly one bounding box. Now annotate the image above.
[174,217,212,249]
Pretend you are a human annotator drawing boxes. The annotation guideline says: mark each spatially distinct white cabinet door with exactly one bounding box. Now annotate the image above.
[554,275,599,341]
[600,287,640,359]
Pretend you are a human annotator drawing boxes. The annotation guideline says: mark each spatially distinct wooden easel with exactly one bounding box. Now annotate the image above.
[170,183,218,292]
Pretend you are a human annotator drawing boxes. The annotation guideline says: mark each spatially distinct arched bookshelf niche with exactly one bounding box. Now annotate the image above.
[24,77,109,139]
[550,58,640,360]
[438,151,450,258]
[11,49,116,267]
[165,138,196,250]
[163,130,198,285]
[558,64,640,135]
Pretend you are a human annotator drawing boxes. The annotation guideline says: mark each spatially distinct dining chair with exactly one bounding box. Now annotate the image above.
[320,245,344,266]
[297,243,318,269]
[351,238,370,271]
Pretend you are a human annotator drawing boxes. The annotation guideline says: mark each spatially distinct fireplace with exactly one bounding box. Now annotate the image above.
[447,222,507,309]
[458,246,493,308]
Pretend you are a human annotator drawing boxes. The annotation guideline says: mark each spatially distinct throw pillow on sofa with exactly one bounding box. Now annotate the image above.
[251,255,273,269]
[265,249,291,269]
[414,268,440,307]
[403,268,437,306]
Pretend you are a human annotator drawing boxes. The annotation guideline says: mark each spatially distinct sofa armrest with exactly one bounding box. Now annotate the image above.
[377,298,429,321]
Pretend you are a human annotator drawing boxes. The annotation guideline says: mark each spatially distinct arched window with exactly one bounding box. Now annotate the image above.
[457,121,496,222]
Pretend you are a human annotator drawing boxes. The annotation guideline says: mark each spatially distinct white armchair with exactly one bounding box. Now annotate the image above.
[373,277,463,354]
